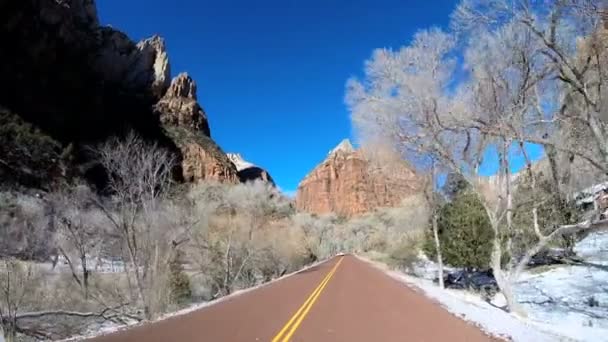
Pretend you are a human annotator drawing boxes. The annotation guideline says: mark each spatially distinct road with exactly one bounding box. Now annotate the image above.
[90,255,500,342]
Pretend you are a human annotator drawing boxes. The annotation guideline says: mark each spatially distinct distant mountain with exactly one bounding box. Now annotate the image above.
[226,153,275,185]
[295,139,423,217]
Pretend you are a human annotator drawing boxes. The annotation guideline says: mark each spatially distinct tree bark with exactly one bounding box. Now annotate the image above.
[432,213,444,289]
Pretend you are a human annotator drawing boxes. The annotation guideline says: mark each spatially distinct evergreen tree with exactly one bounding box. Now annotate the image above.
[424,191,494,269]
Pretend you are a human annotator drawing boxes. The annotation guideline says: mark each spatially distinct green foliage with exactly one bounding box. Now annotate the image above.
[0,109,62,187]
[442,172,469,200]
[424,192,494,269]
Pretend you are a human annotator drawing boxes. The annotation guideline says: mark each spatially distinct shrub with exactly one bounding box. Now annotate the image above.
[424,192,494,269]
[168,253,192,305]
[387,236,420,272]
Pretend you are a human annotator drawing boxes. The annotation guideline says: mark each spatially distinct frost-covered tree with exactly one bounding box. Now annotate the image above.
[347,1,608,313]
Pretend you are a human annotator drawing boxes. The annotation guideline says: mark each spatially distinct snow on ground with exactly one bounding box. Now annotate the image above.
[514,232,608,341]
[379,232,608,341]
[360,256,565,342]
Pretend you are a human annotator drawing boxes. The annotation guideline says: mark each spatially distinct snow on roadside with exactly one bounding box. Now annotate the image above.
[514,232,608,341]
[60,258,332,341]
[575,231,608,265]
[361,232,608,342]
[358,256,569,342]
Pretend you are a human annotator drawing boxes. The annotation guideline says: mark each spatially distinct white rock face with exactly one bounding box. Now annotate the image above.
[328,139,354,155]
[226,153,256,171]
[134,35,171,97]
[93,32,171,98]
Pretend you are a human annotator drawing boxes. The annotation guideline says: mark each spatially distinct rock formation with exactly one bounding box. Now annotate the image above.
[295,139,423,217]
[156,73,210,136]
[155,73,238,183]
[0,0,240,186]
[226,153,275,185]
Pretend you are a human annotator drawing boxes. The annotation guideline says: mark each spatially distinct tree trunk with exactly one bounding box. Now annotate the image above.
[3,319,17,342]
[432,213,444,289]
[126,238,150,320]
[490,229,525,315]
[80,254,89,301]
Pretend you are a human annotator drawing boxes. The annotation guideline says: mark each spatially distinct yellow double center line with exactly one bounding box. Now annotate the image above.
[271,257,344,342]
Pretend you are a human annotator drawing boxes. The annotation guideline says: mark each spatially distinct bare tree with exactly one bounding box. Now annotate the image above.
[347,21,608,314]
[0,259,36,342]
[0,257,139,341]
[51,184,104,300]
[93,132,176,320]
[453,0,608,179]
[425,160,444,289]
[187,182,285,297]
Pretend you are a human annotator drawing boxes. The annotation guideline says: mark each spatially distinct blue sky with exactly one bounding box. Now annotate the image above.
[479,143,545,177]
[97,0,461,193]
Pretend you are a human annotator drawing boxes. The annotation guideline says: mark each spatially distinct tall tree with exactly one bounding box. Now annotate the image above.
[347,5,608,312]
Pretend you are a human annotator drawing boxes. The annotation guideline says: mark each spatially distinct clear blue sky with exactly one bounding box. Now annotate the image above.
[97,0,465,193]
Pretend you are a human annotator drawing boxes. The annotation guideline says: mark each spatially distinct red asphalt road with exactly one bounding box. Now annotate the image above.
[90,256,501,342]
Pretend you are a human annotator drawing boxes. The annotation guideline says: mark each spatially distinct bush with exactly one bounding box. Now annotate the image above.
[387,237,420,272]
[424,192,494,269]
[0,109,62,188]
[168,252,192,305]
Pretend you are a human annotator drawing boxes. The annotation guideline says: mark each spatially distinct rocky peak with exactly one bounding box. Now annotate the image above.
[329,139,354,155]
[226,153,275,185]
[132,35,171,98]
[226,153,255,171]
[93,32,171,99]
[296,140,422,217]
[156,73,210,137]
[166,73,197,100]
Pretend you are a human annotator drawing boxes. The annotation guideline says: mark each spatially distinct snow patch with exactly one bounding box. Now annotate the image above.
[373,231,608,341]
[514,232,608,341]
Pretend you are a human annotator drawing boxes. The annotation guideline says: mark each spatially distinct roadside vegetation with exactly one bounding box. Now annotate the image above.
[0,133,429,341]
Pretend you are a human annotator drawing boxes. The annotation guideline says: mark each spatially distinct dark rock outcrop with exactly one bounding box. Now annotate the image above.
[226,153,275,185]
[295,139,423,217]
[0,0,239,186]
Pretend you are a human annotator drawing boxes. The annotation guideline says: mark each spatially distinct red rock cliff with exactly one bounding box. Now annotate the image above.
[295,140,423,217]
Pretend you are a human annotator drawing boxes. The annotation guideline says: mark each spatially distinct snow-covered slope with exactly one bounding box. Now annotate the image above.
[515,232,608,341]
[400,232,608,341]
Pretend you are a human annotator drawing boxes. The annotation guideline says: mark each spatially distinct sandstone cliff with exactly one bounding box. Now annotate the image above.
[295,139,423,217]
[0,0,238,187]
[226,153,275,185]
[157,74,238,183]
